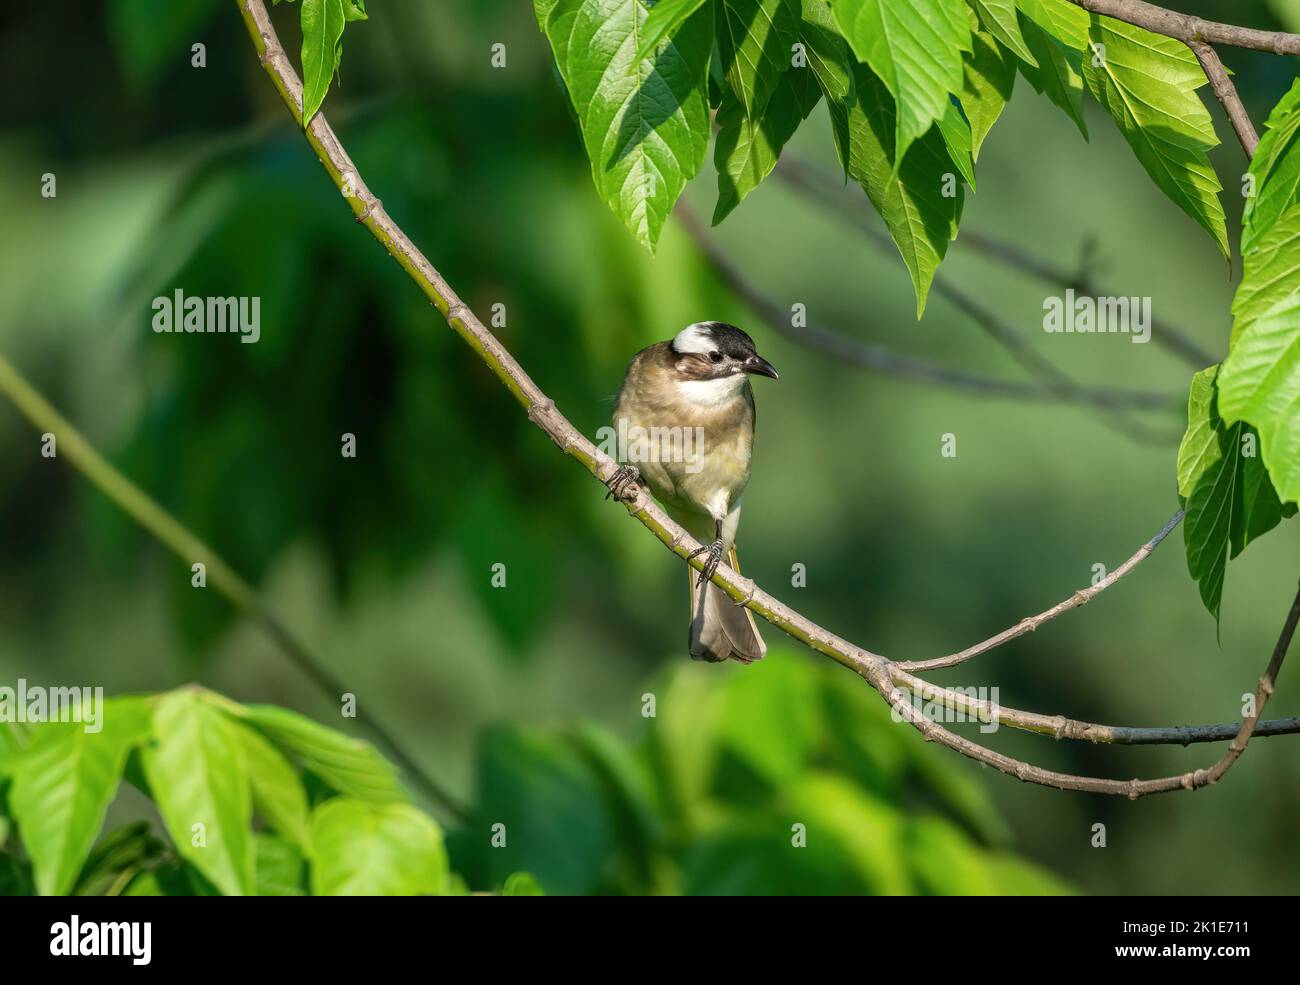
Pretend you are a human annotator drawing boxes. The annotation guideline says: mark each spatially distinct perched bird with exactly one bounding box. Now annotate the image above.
[607,321,778,663]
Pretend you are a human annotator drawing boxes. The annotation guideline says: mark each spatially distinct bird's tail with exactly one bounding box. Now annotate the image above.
[687,546,766,664]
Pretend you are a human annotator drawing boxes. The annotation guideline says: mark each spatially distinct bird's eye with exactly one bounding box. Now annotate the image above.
[708,351,723,363]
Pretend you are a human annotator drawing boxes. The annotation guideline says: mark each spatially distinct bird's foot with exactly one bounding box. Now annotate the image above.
[604,464,642,501]
[687,538,725,585]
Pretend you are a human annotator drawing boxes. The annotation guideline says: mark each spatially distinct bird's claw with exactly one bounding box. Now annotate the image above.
[604,464,641,501]
[688,538,725,585]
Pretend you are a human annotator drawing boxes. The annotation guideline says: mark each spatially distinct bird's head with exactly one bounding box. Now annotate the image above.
[669,321,779,382]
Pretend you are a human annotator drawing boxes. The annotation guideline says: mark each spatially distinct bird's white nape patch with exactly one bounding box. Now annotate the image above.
[671,322,716,355]
[676,374,746,407]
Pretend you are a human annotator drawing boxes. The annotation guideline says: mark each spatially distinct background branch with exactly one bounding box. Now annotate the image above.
[775,154,1218,368]
[0,352,470,821]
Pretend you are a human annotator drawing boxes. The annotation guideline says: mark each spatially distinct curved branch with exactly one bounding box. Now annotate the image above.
[235,0,1300,799]
[899,510,1184,672]
[1065,0,1300,55]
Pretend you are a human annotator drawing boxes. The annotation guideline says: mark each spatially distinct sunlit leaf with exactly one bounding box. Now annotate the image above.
[309,797,447,895]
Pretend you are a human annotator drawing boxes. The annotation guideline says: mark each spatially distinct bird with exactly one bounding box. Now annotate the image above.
[606,321,778,664]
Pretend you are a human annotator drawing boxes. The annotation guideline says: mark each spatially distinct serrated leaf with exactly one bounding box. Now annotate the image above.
[300,0,346,125]
[827,61,965,315]
[938,99,977,189]
[970,0,1036,66]
[8,697,151,896]
[1232,204,1300,346]
[240,704,406,804]
[1242,78,1300,252]
[960,20,1016,161]
[1018,0,1089,50]
[1017,12,1087,137]
[713,65,820,222]
[800,0,852,104]
[1082,16,1228,258]
[309,798,447,895]
[1219,292,1300,503]
[142,691,254,896]
[230,719,310,847]
[717,0,801,119]
[634,0,711,60]
[541,0,713,252]
[832,0,971,168]
[1177,367,1291,626]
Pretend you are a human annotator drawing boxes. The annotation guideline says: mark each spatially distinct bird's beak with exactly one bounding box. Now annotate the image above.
[743,354,779,380]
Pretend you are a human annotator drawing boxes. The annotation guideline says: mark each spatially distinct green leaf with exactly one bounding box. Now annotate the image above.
[8,697,151,896]
[634,0,712,60]
[937,100,977,190]
[827,61,965,315]
[142,691,255,896]
[1242,79,1300,252]
[799,0,852,104]
[1176,367,1291,625]
[541,0,713,252]
[309,798,447,895]
[230,719,311,847]
[255,834,306,896]
[300,0,347,125]
[1018,0,1089,50]
[342,0,367,21]
[717,0,801,119]
[72,822,166,897]
[1219,293,1300,504]
[1232,204,1300,346]
[713,66,820,222]
[240,704,406,804]
[1017,12,1087,137]
[832,0,972,168]
[1082,16,1228,258]
[501,871,546,895]
[970,0,1036,66]
[959,20,1016,161]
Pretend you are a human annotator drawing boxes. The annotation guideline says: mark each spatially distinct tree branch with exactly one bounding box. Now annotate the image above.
[889,664,1300,745]
[1065,0,1300,55]
[235,0,1300,799]
[899,510,1184,672]
[1188,40,1260,157]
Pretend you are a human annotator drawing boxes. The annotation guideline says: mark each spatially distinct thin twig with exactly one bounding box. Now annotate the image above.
[899,510,1184,672]
[236,0,1299,799]
[0,353,470,822]
[1188,40,1259,157]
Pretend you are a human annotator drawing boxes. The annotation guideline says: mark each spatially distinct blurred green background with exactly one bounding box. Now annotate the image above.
[1,0,1297,894]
